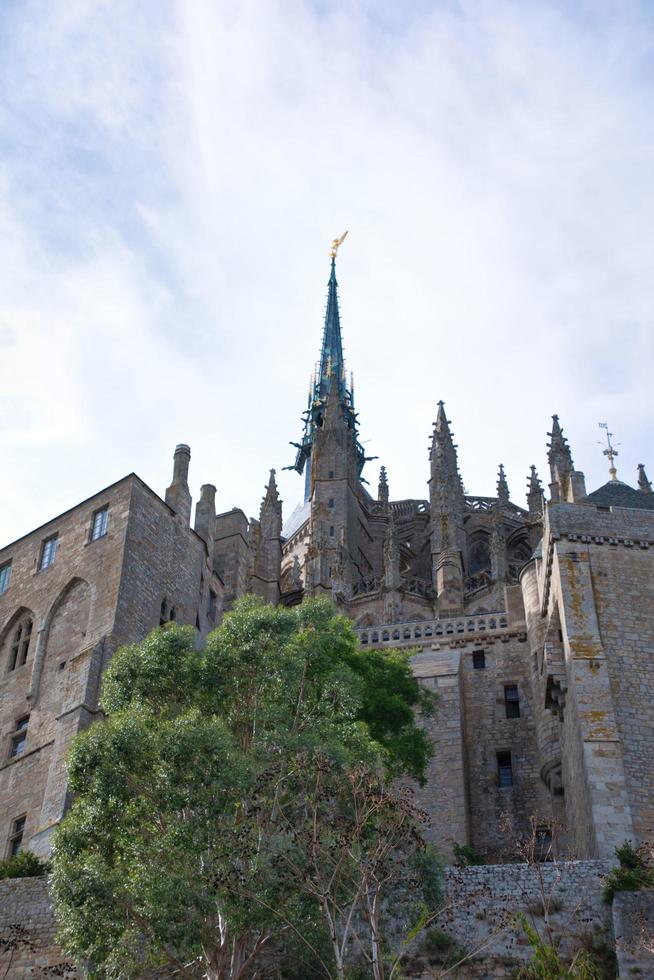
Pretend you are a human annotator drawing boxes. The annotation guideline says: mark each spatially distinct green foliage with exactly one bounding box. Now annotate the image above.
[420,927,467,968]
[51,597,437,979]
[517,915,608,980]
[452,842,486,866]
[602,842,654,904]
[0,849,49,880]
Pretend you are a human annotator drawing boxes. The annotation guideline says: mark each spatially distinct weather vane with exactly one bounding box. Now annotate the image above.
[329,230,348,259]
[598,422,619,481]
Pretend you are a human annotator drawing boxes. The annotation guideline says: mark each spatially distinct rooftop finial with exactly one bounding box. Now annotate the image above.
[329,230,348,259]
[598,422,619,481]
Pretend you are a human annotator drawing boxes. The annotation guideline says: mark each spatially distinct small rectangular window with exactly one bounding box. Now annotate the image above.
[472,650,485,669]
[328,470,334,479]
[497,751,513,788]
[0,561,11,595]
[39,534,58,571]
[329,525,335,537]
[328,498,335,508]
[90,506,109,542]
[9,716,29,759]
[504,684,520,719]
[8,815,26,856]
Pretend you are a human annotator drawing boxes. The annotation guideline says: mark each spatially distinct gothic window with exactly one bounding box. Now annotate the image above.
[9,716,29,759]
[507,536,532,582]
[90,506,109,542]
[504,684,520,718]
[39,534,58,571]
[497,751,513,788]
[8,815,26,856]
[468,536,491,575]
[0,561,11,595]
[8,617,33,671]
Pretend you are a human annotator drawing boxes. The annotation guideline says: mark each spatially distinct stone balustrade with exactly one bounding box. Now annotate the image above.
[357,610,509,647]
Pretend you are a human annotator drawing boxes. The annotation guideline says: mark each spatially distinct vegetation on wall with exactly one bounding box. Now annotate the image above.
[50,596,438,980]
[602,841,654,904]
[0,850,49,881]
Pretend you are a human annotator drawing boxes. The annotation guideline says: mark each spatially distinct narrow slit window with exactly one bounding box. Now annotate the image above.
[8,815,26,856]
[504,684,520,718]
[9,716,29,759]
[497,751,513,788]
[39,534,58,571]
[0,561,11,595]
[90,506,109,542]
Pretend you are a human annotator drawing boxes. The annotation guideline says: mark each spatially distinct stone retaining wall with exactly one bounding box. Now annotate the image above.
[0,876,78,978]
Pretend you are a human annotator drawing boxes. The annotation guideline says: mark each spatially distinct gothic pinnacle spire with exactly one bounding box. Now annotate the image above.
[496,464,509,505]
[547,415,573,467]
[638,463,652,494]
[378,465,389,505]
[527,465,544,516]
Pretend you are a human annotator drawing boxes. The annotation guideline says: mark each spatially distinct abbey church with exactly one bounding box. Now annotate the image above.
[1,247,653,869]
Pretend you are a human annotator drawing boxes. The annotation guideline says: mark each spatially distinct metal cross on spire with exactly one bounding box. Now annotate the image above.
[598,422,620,481]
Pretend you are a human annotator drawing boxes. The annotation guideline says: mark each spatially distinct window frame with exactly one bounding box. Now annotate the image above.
[8,618,33,672]
[472,650,486,670]
[89,506,109,542]
[8,815,26,857]
[9,715,29,759]
[497,750,513,788]
[39,534,58,571]
[504,684,520,719]
[0,561,11,595]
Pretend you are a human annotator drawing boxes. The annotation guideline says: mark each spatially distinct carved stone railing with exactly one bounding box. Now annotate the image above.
[357,611,509,647]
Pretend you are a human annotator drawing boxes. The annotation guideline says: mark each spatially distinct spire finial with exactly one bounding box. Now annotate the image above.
[637,463,652,494]
[598,422,619,481]
[329,230,348,259]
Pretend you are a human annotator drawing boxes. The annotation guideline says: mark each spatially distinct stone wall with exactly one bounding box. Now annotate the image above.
[0,877,78,979]
[439,860,613,973]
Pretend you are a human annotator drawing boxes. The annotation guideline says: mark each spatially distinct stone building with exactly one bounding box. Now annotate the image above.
[1,249,653,866]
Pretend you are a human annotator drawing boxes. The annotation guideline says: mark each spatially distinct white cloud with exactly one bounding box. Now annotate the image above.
[0,0,653,544]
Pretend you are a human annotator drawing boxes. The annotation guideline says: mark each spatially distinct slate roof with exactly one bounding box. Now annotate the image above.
[585,480,654,511]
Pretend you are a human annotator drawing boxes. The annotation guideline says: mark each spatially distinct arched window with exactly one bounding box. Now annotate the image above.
[468,536,491,575]
[7,615,33,671]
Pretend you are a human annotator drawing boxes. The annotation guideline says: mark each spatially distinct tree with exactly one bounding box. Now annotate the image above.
[51,597,436,979]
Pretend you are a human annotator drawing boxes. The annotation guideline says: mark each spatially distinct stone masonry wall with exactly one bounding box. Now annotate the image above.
[0,877,78,979]
[440,860,612,972]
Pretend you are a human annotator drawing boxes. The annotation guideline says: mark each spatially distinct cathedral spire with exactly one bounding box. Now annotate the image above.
[317,258,346,403]
[638,463,652,494]
[288,246,364,495]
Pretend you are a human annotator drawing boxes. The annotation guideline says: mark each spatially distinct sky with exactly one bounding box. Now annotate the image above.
[0,0,653,544]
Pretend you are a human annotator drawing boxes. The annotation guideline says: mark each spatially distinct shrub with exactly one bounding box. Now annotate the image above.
[0,850,49,880]
[602,842,654,904]
[452,842,486,866]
